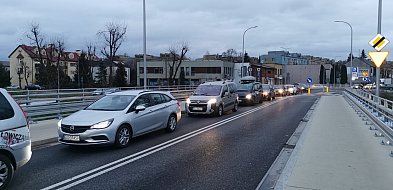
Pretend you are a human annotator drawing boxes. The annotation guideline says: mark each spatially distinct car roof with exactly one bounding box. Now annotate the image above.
[200,81,233,86]
[109,90,171,96]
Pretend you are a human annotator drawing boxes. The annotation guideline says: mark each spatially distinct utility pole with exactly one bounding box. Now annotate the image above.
[376,0,382,97]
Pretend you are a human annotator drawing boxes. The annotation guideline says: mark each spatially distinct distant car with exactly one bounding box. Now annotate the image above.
[284,84,298,95]
[261,84,275,100]
[6,85,20,90]
[0,88,32,189]
[92,88,105,95]
[186,81,238,117]
[363,84,375,90]
[58,90,181,147]
[274,85,287,96]
[104,88,120,95]
[294,83,308,93]
[352,84,363,89]
[236,82,262,105]
[25,84,42,90]
[310,84,324,90]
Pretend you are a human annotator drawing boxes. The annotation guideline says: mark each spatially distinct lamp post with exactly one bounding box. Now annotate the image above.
[334,20,353,87]
[241,26,258,77]
[143,0,147,89]
[376,0,382,97]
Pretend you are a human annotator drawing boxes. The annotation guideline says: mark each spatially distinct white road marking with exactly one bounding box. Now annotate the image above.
[42,97,288,190]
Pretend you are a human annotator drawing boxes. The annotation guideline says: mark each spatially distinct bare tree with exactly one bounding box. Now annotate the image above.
[97,22,127,86]
[20,61,30,87]
[26,23,45,65]
[222,48,239,62]
[168,42,189,85]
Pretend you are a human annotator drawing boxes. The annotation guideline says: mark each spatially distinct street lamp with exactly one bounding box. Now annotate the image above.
[143,0,147,89]
[241,25,258,77]
[334,20,353,87]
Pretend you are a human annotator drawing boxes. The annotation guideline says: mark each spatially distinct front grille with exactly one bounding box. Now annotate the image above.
[188,104,208,112]
[190,100,208,104]
[61,125,91,134]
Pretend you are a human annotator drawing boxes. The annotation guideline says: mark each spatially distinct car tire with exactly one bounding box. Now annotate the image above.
[166,114,177,132]
[0,155,14,190]
[250,98,255,106]
[115,125,132,148]
[232,101,238,112]
[216,104,223,117]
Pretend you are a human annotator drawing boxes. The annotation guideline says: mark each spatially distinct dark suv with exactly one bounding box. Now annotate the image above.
[236,82,262,105]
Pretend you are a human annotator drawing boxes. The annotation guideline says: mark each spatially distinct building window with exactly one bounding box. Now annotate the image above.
[186,67,190,76]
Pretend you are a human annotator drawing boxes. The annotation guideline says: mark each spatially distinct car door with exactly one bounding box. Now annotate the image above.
[228,83,237,106]
[130,94,160,135]
[149,93,169,129]
[221,84,231,111]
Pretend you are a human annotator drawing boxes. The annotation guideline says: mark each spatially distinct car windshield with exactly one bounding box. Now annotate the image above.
[85,95,136,111]
[274,85,284,89]
[261,85,270,90]
[236,83,253,91]
[194,85,222,96]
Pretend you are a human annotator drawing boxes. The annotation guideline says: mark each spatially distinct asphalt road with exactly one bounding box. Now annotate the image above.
[9,93,321,190]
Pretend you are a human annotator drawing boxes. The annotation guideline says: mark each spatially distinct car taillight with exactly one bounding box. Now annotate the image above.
[9,92,29,128]
[177,101,181,107]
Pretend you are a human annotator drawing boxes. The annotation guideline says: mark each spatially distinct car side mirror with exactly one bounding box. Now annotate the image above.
[135,105,146,113]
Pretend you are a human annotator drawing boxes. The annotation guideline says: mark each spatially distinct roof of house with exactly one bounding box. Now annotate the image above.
[346,57,374,68]
[9,44,80,62]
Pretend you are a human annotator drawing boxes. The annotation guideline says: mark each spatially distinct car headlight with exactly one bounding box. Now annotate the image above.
[57,119,62,129]
[246,94,252,99]
[263,92,269,96]
[207,98,217,104]
[91,119,114,129]
[278,89,283,93]
[186,98,191,104]
[301,87,305,90]
[289,88,294,91]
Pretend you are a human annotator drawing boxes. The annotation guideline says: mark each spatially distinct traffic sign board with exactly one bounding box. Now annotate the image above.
[257,68,260,72]
[369,51,389,68]
[307,78,312,83]
[352,67,358,72]
[369,34,389,51]
[248,67,252,72]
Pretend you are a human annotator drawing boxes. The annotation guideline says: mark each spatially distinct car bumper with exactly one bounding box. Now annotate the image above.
[186,103,216,115]
[58,126,116,146]
[12,140,32,169]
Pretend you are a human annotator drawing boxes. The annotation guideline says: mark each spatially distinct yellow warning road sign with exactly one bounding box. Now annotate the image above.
[368,51,389,68]
[369,34,389,51]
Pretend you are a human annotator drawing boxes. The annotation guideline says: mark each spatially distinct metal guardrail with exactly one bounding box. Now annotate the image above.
[7,85,197,123]
[344,88,393,140]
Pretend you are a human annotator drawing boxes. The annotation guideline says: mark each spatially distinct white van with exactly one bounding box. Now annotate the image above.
[0,88,32,189]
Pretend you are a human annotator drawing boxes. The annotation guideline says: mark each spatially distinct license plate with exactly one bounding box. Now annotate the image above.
[63,135,80,141]
[193,107,203,111]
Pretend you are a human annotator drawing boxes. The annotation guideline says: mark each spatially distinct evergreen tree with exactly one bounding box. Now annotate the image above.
[0,63,11,88]
[74,53,94,88]
[179,69,186,85]
[319,65,326,84]
[113,63,127,87]
[329,68,334,84]
[244,52,251,63]
[96,62,108,87]
[361,49,367,59]
[340,64,348,84]
[346,53,354,62]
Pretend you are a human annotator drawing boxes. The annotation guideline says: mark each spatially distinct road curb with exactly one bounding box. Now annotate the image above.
[32,137,58,148]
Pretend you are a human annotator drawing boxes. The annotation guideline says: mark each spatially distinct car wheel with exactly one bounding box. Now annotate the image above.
[166,114,177,132]
[232,101,238,112]
[115,125,132,148]
[250,98,255,106]
[0,155,14,190]
[216,104,223,117]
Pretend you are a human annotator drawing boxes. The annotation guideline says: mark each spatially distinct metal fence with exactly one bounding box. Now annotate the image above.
[7,85,197,123]
[344,88,393,140]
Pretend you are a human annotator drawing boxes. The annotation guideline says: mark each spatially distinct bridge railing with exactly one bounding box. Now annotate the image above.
[7,86,196,123]
[344,88,393,140]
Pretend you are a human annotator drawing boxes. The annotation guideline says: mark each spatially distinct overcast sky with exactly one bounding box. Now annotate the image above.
[1,0,392,61]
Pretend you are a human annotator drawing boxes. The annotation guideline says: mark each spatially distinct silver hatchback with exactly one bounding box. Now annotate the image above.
[58,90,182,147]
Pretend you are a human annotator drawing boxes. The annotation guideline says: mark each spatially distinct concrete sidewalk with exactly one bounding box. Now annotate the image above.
[276,95,393,190]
